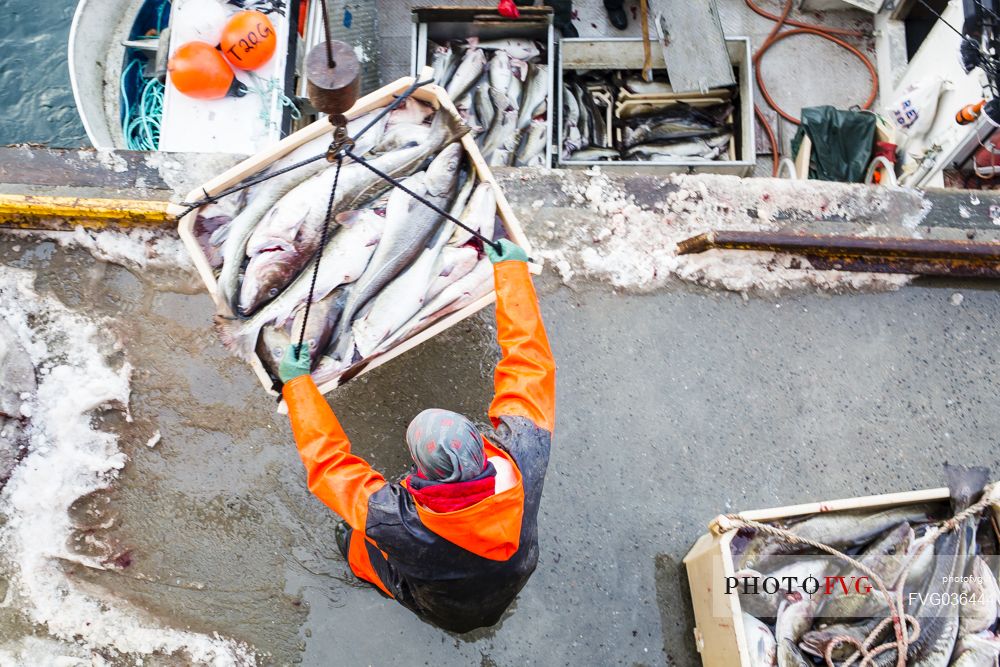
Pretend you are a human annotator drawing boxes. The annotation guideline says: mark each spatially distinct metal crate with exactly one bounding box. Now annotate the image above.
[410,6,555,167]
[557,37,755,176]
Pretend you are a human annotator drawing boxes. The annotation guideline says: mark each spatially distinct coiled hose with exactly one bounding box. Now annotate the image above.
[746,0,879,175]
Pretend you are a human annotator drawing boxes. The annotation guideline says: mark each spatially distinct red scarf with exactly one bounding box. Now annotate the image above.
[407,467,496,513]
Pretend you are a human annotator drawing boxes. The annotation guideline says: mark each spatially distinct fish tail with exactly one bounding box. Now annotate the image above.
[944,463,990,511]
[213,314,260,362]
[430,104,470,145]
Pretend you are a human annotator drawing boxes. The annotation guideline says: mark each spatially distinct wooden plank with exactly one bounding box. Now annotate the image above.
[655,1,735,93]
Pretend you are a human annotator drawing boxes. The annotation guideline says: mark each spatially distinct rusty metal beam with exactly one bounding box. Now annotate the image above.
[0,194,180,230]
[676,231,1000,278]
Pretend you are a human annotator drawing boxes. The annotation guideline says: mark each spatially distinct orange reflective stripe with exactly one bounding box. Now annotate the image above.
[347,531,393,598]
[408,441,524,560]
[283,375,386,531]
[488,261,556,432]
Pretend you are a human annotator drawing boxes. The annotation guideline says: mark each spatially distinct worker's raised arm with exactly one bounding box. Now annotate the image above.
[282,367,386,531]
[485,241,556,432]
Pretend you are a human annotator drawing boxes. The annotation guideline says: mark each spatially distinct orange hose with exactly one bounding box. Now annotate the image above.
[747,0,879,175]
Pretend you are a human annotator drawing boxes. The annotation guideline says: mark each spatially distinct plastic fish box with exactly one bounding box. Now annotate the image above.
[682,485,954,666]
[557,37,755,176]
[410,5,555,167]
[177,72,540,401]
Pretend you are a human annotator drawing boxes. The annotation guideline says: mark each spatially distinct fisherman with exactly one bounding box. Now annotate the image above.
[277,239,556,633]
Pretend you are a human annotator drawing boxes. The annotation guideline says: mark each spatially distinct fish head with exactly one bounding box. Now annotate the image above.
[238,249,298,316]
[425,143,465,196]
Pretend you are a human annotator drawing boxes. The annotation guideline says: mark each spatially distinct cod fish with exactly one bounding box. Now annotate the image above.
[572,83,591,149]
[290,286,349,368]
[958,557,1000,635]
[256,323,291,383]
[626,134,731,161]
[215,210,385,361]
[799,620,878,661]
[431,42,456,85]
[517,64,548,130]
[480,88,518,163]
[951,633,1000,667]
[474,84,495,133]
[489,50,513,94]
[449,182,496,247]
[622,119,724,148]
[352,217,457,357]
[329,143,464,362]
[775,593,817,667]
[562,84,583,156]
[376,258,493,354]
[237,110,467,315]
[214,110,389,311]
[446,48,487,101]
[569,147,619,161]
[426,246,479,302]
[743,612,778,667]
[515,119,548,167]
[466,37,540,62]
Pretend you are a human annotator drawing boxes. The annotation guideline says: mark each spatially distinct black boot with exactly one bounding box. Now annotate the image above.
[604,0,627,30]
[544,0,579,38]
[334,520,351,560]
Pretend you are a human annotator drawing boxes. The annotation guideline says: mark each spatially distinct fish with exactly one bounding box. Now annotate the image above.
[619,101,690,120]
[951,633,1000,667]
[426,246,479,301]
[214,210,385,361]
[236,111,467,315]
[375,258,493,354]
[572,84,591,150]
[958,557,1000,635]
[375,122,433,154]
[466,37,540,61]
[213,110,391,313]
[587,92,609,147]
[449,182,496,247]
[256,323,291,382]
[480,88,518,163]
[622,119,725,148]
[623,77,673,94]
[515,119,548,167]
[489,51,513,94]
[507,75,523,112]
[743,612,778,667]
[453,92,481,135]
[739,504,942,571]
[868,465,988,667]
[775,593,816,667]
[290,286,349,367]
[625,134,731,161]
[446,48,487,101]
[474,84,495,133]
[816,522,913,620]
[568,147,619,161]
[799,621,878,661]
[311,350,355,387]
[329,143,465,362]
[352,218,456,357]
[489,130,520,167]
[517,64,548,130]
[562,84,582,157]
[430,42,456,85]
[386,97,435,129]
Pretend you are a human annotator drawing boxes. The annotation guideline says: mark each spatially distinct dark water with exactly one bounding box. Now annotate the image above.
[0,0,88,147]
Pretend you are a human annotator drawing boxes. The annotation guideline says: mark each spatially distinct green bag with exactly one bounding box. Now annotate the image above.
[791,105,876,183]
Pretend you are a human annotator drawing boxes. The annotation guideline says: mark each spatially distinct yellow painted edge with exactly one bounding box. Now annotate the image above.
[0,194,174,228]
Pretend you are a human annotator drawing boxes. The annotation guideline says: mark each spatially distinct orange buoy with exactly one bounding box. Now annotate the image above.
[956,100,986,125]
[220,11,277,71]
[168,41,236,99]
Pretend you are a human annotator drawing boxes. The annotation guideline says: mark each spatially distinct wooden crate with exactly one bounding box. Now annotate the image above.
[682,486,954,666]
[177,71,539,400]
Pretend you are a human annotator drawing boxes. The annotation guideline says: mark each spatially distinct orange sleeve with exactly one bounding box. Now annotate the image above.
[487,260,556,432]
[283,375,386,531]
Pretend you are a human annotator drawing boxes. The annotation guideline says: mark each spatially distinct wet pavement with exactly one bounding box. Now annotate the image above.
[3,232,1000,665]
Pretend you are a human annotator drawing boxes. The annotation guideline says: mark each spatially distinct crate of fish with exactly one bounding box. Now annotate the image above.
[411,5,554,168]
[558,38,755,175]
[177,72,537,398]
[683,467,1000,666]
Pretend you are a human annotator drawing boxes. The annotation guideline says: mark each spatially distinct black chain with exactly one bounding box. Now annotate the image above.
[343,148,503,254]
[296,153,344,356]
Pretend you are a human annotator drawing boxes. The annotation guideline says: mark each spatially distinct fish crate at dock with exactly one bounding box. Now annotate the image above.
[177,71,539,402]
[558,38,755,176]
[682,485,958,666]
[410,5,555,167]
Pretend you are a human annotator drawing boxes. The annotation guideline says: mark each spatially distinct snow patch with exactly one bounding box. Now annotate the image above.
[527,172,914,295]
[2,226,194,273]
[0,266,253,666]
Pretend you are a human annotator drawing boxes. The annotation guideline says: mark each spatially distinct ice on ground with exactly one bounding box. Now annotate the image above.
[1,226,194,273]
[0,266,253,665]
[529,172,915,295]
